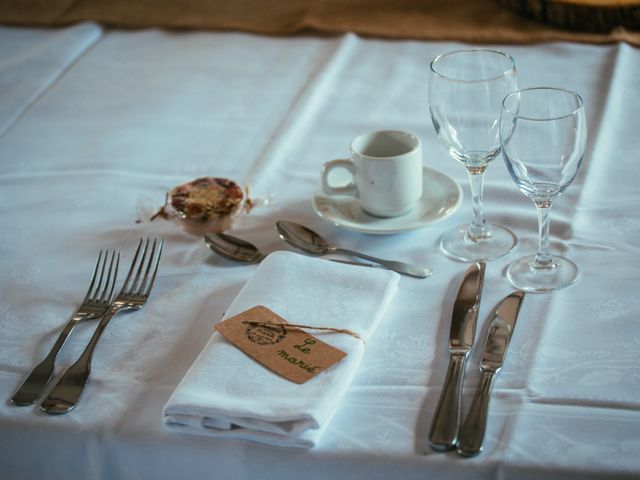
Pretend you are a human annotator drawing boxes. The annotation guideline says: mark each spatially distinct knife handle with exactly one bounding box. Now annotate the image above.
[456,369,496,457]
[428,352,468,451]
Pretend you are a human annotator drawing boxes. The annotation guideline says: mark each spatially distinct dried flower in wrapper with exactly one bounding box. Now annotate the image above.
[151,177,251,234]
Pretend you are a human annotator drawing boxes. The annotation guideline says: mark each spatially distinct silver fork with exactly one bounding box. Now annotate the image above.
[41,238,163,414]
[11,250,119,406]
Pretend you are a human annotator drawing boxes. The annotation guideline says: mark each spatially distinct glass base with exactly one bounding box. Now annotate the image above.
[507,254,579,293]
[439,224,517,262]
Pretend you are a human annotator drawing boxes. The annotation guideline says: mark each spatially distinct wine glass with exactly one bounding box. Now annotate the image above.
[500,87,587,292]
[429,49,518,262]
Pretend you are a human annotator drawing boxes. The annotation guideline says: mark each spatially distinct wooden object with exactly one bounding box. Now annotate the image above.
[498,0,640,32]
[0,1,639,45]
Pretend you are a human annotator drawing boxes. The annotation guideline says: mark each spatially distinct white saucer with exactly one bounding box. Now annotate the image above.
[312,166,462,234]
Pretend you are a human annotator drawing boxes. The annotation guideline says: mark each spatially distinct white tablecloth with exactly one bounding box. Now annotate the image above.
[0,22,102,137]
[0,23,639,480]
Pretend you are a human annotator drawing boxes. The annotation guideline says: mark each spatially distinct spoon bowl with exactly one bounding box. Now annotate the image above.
[204,233,265,263]
[275,221,331,255]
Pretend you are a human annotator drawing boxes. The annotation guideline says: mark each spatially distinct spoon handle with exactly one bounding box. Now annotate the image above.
[332,248,431,278]
[328,258,375,269]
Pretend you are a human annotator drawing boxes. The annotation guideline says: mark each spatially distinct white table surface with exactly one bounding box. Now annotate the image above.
[0,23,639,480]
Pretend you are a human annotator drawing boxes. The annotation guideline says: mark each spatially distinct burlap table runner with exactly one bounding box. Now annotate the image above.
[1,0,638,45]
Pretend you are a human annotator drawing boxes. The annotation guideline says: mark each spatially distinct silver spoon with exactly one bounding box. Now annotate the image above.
[204,232,374,268]
[204,233,264,264]
[275,220,432,278]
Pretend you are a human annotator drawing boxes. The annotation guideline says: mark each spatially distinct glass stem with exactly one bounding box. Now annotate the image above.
[466,169,489,240]
[533,204,555,269]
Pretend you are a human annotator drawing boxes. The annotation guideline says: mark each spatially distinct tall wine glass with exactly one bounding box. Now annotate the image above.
[429,49,518,261]
[500,87,587,292]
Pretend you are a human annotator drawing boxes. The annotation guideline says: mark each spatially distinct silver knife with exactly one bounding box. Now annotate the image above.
[428,262,485,451]
[456,291,525,457]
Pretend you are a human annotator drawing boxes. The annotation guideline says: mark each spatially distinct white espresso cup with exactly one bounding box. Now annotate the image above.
[321,130,423,217]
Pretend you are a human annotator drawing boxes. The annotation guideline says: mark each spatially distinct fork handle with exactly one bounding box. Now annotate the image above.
[10,320,79,406]
[40,310,116,414]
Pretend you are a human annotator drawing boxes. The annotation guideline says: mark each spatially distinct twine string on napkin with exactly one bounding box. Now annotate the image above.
[241,320,364,342]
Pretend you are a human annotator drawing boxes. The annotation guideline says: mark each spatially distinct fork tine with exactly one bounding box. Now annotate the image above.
[82,250,104,302]
[98,250,119,303]
[107,252,120,301]
[137,239,157,295]
[94,249,111,302]
[143,238,163,297]
[95,249,110,299]
[128,238,150,294]
[119,239,144,295]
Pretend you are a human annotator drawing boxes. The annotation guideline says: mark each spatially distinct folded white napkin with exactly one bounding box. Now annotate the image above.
[163,251,399,448]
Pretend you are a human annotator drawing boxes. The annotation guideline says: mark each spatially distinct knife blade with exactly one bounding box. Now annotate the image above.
[456,291,525,457]
[428,262,485,452]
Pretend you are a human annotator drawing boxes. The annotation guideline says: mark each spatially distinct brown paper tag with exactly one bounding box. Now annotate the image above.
[215,305,347,384]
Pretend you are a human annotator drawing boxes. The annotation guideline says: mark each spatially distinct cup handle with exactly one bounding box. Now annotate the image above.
[321,159,358,197]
